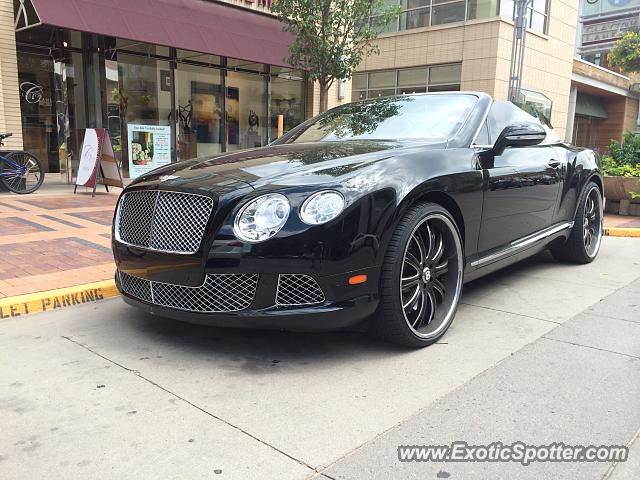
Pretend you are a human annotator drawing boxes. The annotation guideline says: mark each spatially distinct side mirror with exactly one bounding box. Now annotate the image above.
[492,122,546,156]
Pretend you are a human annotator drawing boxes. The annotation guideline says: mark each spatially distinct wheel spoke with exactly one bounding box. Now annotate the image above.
[431,231,444,263]
[424,223,435,260]
[434,259,448,277]
[403,285,421,311]
[425,289,437,325]
[433,279,446,299]
[411,233,426,266]
[401,273,420,290]
[411,291,427,328]
[404,252,421,272]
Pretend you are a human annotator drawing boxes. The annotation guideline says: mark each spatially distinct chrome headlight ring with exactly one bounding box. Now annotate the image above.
[233,193,291,243]
[299,190,345,225]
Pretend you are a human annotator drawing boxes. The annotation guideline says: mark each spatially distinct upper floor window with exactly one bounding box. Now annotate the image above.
[370,0,549,34]
[352,64,462,100]
[499,0,549,34]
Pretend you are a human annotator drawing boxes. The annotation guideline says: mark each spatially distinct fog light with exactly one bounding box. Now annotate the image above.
[348,274,367,285]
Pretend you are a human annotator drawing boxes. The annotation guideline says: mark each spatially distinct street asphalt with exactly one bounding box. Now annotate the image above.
[0,236,639,480]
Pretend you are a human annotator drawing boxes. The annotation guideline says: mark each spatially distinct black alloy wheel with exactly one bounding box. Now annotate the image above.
[373,203,464,347]
[582,187,603,258]
[551,181,603,264]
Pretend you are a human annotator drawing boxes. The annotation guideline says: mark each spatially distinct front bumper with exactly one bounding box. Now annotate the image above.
[115,267,379,331]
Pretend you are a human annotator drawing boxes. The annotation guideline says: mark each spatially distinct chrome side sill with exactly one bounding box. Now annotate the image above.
[470,221,574,268]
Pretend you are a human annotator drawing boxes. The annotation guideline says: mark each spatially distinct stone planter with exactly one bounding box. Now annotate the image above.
[603,176,640,216]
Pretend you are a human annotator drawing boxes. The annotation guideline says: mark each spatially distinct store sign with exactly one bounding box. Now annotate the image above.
[127,124,171,179]
[583,16,639,44]
[76,128,124,196]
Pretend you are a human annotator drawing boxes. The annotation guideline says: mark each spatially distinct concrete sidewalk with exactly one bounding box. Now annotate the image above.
[322,278,640,479]
[0,236,638,479]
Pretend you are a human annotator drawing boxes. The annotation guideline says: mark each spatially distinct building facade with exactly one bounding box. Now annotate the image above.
[354,0,579,140]
[578,0,640,68]
[0,0,347,181]
[569,0,640,151]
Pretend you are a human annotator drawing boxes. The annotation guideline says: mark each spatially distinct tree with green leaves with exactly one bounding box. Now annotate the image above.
[272,0,401,112]
[608,30,640,73]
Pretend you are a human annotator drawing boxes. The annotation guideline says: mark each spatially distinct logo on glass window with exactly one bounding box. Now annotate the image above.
[19,82,44,104]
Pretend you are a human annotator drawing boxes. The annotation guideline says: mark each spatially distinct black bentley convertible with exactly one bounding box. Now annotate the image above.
[112,92,603,347]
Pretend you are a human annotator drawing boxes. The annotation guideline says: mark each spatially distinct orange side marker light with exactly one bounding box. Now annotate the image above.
[348,274,368,285]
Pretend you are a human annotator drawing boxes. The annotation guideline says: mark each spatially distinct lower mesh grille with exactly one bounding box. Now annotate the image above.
[276,274,325,306]
[119,271,152,303]
[119,271,258,313]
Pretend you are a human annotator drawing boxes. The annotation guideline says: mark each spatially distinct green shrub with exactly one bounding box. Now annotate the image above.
[602,156,640,177]
[609,132,640,166]
[602,133,640,177]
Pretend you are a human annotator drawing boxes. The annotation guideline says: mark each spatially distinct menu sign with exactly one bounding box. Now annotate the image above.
[127,124,172,178]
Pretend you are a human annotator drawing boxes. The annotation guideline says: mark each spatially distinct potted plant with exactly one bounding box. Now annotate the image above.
[602,132,640,216]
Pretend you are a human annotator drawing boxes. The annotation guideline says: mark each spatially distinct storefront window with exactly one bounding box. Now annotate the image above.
[15,28,309,180]
[270,68,305,140]
[17,53,56,171]
[175,63,224,160]
[16,46,86,177]
[226,70,268,150]
[113,54,172,178]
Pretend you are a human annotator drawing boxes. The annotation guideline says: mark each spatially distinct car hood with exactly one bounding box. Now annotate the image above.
[132,140,447,190]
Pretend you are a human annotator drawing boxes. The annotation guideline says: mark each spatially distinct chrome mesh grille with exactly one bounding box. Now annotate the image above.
[118,270,152,303]
[115,191,214,254]
[118,271,258,313]
[276,274,325,306]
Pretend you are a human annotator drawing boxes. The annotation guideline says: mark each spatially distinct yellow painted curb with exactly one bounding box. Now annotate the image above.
[0,279,119,320]
[604,227,640,238]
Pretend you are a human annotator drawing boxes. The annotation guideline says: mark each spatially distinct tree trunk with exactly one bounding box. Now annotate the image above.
[319,83,329,113]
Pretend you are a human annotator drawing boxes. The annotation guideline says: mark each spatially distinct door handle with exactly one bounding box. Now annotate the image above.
[548,159,561,169]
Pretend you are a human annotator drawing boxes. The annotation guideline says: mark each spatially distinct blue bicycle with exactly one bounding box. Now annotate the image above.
[0,132,45,194]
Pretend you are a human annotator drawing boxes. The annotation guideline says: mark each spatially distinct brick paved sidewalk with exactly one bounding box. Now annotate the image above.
[604,213,640,229]
[0,187,119,298]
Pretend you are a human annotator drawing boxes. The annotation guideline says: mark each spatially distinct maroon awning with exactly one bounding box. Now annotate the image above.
[30,0,292,67]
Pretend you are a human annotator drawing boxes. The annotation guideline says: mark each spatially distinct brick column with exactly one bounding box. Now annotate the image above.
[0,0,23,150]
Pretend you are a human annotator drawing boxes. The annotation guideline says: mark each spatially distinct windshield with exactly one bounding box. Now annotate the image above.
[282,94,477,144]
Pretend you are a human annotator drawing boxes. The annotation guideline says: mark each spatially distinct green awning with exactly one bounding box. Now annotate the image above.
[576,93,608,119]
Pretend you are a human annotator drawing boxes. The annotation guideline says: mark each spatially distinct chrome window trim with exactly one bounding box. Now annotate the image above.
[468,99,493,149]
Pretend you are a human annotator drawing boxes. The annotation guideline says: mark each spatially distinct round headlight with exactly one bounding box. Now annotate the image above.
[300,191,345,225]
[234,193,290,243]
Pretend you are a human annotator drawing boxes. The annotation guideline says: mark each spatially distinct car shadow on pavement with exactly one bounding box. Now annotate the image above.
[100,250,557,367]
[116,307,410,371]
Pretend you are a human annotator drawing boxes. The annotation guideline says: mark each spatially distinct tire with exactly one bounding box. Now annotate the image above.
[550,181,603,264]
[371,203,464,348]
[0,151,45,194]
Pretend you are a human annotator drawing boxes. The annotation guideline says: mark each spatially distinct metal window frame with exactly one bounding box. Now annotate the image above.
[354,63,462,99]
